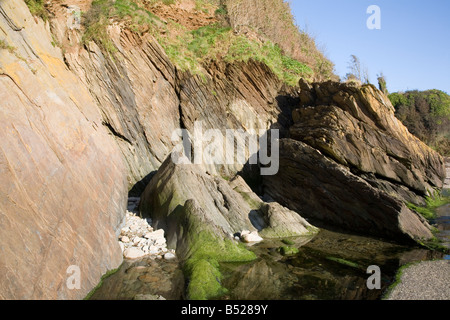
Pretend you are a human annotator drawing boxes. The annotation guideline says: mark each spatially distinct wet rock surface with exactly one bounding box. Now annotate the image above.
[219,229,444,300]
[89,256,184,300]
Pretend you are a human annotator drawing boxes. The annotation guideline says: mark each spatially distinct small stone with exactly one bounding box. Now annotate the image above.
[155,238,166,246]
[164,252,176,260]
[120,236,130,243]
[145,229,165,240]
[138,274,160,283]
[149,246,159,255]
[123,248,146,260]
[241,231,263,243]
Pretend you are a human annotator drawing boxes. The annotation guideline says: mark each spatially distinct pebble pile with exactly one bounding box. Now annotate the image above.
[119,198,176,261]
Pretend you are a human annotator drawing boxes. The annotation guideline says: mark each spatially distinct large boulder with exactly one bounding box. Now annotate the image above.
[263,139,434,243]
[0,1,127,299]
[139,155,317,252]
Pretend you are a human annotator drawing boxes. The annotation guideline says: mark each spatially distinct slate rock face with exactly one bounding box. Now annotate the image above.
[262,80,445,243]
[62,26,296,191]
[0,1,127,299]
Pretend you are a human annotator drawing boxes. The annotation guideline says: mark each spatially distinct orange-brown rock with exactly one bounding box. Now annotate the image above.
[0,1,127,299]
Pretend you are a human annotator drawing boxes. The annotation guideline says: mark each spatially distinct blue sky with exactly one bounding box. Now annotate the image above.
[290,0,450,94]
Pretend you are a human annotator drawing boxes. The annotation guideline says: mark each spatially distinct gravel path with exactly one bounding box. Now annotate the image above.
[386,260,450,300]
[387,158,450,300]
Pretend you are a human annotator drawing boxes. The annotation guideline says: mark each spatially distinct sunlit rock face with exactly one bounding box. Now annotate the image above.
[0,1,127,299]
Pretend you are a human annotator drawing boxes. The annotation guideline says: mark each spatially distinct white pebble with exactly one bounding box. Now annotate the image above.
[164,252,176,260]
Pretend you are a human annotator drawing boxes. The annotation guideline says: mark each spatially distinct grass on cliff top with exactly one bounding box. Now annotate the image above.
[162,23,313,85]
[24,0,49,21]
[221,0,336,81]
[82,0,161,54]
[81,0,313,85]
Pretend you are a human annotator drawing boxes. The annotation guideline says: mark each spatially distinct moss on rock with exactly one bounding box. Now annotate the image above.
[177,200,257,300]
[183,231,256,300]
[279,246,299,256]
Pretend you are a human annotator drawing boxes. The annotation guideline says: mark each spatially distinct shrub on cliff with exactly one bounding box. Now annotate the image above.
[389,90,450,155]
[24,0,49,21]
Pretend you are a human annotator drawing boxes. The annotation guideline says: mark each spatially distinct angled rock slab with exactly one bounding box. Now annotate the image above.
[292,81,445,198]
[263,139,434,243]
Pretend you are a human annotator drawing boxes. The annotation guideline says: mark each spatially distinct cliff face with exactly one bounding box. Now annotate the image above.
[57,23,294,191]
[0,1,127,299]
[0,0,446,299]
[0,0,295,299]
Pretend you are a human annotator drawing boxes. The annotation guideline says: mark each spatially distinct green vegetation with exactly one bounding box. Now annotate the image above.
[406,190,449,253]
[279,246,299,256]
[184,231,256,300]
[326,256,361,269]
[234,187,262,210]
[389,89,450,155]
[161,23,313,85]
[417,237,448,252]
[82,0,160,55]
[0,40,16,53]
[24,0,49,21]
[225,35,314,85]
[281,239,295,245]
[407,190,450,221]
[79,0,330,84]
